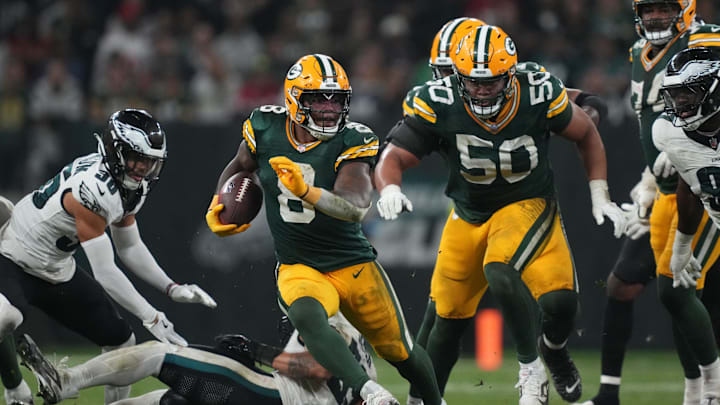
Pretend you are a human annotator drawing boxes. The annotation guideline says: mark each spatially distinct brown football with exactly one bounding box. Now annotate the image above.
[218,172,263,226]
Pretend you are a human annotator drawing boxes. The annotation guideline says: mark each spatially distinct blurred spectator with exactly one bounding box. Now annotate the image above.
[190,52,239,124]
[0,58,29,193]
[29,58,84,122]
[215,1,265,76]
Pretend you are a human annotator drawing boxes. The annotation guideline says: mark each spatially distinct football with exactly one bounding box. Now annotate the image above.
[218,172,263,226]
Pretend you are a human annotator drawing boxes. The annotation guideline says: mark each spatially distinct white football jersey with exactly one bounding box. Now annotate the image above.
[274,313,376,405]
[653,116,720,229]
[0,153,145,283]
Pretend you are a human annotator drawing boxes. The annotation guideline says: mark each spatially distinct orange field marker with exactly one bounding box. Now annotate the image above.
[475,308,503,371]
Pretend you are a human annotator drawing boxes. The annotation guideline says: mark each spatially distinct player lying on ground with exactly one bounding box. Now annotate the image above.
[18,313,374,405]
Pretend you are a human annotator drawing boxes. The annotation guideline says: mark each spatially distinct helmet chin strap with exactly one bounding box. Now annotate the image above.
[305,115,340,141]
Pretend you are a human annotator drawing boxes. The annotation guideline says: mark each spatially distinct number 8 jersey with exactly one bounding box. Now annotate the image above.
[242,106,378,272]
[0,153,145,283]
[395,67,572,223]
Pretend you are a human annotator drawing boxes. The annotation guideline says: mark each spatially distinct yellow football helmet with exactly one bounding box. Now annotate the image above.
[284,54,351,141]
[429,17,487,80]
[633,0,695,45]
[453,25,517,119]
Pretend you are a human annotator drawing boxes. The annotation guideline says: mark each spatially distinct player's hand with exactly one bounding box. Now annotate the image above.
[143,312,188,346]
[620,203,650,240]
[377,184,413,220]
[629,173,656,219]
[168,283,218,308]
[269,156,308,197]
[652,152,677,179]
[205,195,250,237]
[589,180,626,238]
[671,231,701,289]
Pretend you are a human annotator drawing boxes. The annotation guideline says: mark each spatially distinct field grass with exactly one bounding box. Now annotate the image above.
[9,348,685,404]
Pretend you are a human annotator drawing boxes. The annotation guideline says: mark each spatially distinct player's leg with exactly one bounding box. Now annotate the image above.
[277,263,386,402]
[19,265,135,404]
[656,201,720,404]
[331,261,441,405]
[518,203,580,402]
[407,209,487,402]
[582,234,655,405]
[0,256,33,405]
[110,389,168,405]
[700,258,720,348]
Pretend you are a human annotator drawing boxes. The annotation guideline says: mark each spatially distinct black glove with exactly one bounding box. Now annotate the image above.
[215,334,282,367]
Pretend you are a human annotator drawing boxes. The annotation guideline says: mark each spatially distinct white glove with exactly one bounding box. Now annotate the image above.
[620,203,650,240]
[168,283,217,308]
[652,152,677,179]
[143,311,188,346]
[376,184,413,220]
[670,231,702,289]
[630,167,657,218]
[589,180,627,239]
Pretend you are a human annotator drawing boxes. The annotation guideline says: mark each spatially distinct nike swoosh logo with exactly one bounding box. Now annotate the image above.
[161,321,169,328]
[565,379,580,394]
[353,266,365,278]
[363,136,373,144]
[96,184,105,196]
[711,27,720,33]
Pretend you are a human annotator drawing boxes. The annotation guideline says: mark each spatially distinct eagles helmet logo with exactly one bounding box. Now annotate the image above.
[505,37,516,56]
[287,63,303,80]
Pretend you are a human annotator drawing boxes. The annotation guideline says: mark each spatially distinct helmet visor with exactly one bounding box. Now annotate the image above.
[458,73,509,118]
[299,90,350,128]
[662,82,708,120]
[121,148,165,183]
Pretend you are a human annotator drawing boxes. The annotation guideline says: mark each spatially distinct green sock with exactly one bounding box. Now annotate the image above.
[424,316,471,393]
[538,289,578,345]
[0,337,23,389]
[658,276,718,365]
[392,345,443,405]
[287,297,369,393]
[415,299,436,348]
[672,320,701,379]
[485,262,538,363]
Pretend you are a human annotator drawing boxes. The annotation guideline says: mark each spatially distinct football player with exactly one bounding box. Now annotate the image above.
[649,47,720,405]
[0,109,217,405]
[18,313,376,405]
[374,25,626,405]
[581,2,720,405]
[205,54,443,405]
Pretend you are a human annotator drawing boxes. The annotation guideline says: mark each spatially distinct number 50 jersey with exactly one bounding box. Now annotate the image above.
[395,68,573,223]
[0,153,145,283]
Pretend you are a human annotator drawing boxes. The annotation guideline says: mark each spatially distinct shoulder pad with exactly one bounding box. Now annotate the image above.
[403,85,423,117]
[247,105,287,132]
[688,24,720,48]
[410,76,455,125]
[69,167,123,222]
[336,121,379,170]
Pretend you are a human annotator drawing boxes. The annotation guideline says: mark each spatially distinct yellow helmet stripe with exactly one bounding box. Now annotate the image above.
[335,140,379,170]
[474,25,491,65]
[242,120,256,153]
[412,96,437,123]
[314,54,337,84]
[547,88,569,118]
[438,18,468,58]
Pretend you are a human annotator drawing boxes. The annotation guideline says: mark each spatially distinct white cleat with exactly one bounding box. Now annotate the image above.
[515,364,549,405]
[360,380,400,405]
[3,379,34,405]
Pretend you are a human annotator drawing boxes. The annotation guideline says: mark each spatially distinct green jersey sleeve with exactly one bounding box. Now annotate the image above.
[242,105,285,155]
[544,75,573,133]
[335,121,379,171]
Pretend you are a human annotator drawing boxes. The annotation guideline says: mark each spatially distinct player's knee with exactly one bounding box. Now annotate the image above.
[484,263,523,299]
[606,272,645,301]
[159,389,191,405]
[102,332,135,353]
[287,297,328,334]
[538,289,577,320]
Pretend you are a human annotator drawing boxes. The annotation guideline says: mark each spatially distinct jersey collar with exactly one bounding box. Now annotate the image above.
[686,129,720,150]
[464,78,521,134]
[285,118,321,153]
[640,32,684,72]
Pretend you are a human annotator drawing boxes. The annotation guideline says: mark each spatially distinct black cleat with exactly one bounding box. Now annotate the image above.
[16,334,63,404]
[538,336,582,402]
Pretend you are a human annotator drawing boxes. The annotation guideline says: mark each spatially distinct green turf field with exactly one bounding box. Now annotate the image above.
[10,348,684,404]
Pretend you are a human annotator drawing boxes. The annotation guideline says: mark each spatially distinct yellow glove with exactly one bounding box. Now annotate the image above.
[269,156,309,197]
[205,195,250,237]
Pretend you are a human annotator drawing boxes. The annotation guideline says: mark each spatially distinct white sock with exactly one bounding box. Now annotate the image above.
[684,376,701,405]
[406,394,423,405]
[700,358,720,400]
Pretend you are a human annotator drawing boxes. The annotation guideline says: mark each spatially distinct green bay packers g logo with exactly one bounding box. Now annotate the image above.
[505,37,516,56]
[287,63,302,80]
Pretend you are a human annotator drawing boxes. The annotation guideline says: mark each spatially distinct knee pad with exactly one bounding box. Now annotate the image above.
[0,295,22,338]
[538,290,578,320]
[160,389,191,405]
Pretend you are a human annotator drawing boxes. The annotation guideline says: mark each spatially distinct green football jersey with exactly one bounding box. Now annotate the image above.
[630,23,720,194]
[242,105,378,272]
[404,66,573,223]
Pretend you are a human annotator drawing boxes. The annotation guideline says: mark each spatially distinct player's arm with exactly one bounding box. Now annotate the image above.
[268,156,371,222]
[670,177,704,288]
[272,351,332,380]
[557,102,626,237]
[567,88,608,127]
[110,215,216,308]
[206,140,259,236]
[374,117,436,220]
[64,193,187,345]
